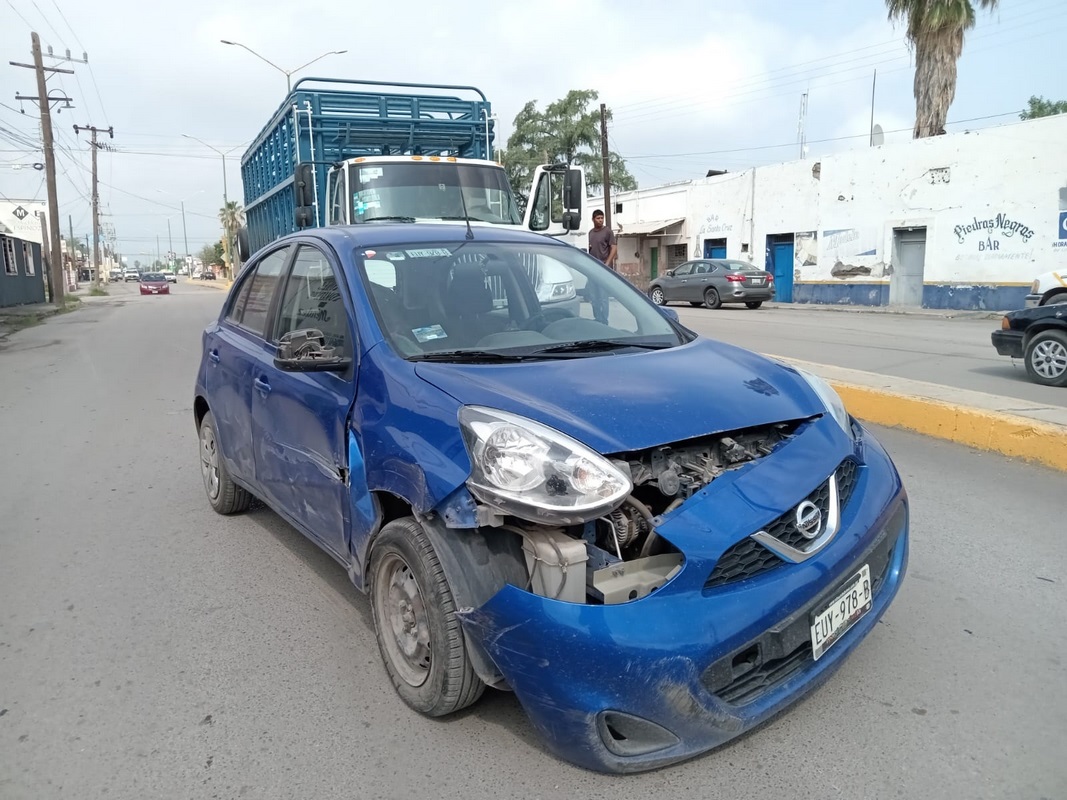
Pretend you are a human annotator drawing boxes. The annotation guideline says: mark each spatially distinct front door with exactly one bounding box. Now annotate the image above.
[252,243,356,559]
[661,261,694,302]
[891,228,926,306]
[771,242,794,302]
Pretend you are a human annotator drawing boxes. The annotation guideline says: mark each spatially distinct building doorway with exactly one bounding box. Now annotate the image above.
[891,227,926,306]
[766,233,794,302]
[703,238,727,259]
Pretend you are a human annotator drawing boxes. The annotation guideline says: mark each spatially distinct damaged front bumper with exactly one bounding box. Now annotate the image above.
[456,428,909,773]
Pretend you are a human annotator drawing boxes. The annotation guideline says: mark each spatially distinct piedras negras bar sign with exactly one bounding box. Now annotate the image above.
[954,213,1034,251]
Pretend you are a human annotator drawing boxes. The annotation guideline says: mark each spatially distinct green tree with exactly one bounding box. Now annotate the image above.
[1020,95,1067,119]
[497,90,636,209]
[887,0,999,138]
[197,243,217,267]
[218,201,246,278]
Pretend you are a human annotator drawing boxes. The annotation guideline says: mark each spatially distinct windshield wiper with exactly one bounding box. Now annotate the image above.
[437,215,492,223]
[361,215,416,223]
[410,349,535,363]
[529,339,674,356]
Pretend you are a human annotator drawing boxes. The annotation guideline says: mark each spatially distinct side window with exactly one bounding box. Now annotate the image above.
[276,246,350,353]
[674,263,694,276]
[236,247,290,335]
[225,270,256,324]
[529,172,550,231]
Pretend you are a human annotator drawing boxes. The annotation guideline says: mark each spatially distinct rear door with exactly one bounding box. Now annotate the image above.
[201,245,291,484]
[252,243,357,559]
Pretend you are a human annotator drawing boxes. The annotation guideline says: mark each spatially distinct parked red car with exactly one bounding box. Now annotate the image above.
[139,273,170,296]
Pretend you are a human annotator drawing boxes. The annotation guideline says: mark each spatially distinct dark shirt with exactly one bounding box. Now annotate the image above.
[588,225,616,265]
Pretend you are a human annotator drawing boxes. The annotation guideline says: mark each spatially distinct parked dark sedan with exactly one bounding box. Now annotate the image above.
[648,259,774,309]
[991,304,1067,387]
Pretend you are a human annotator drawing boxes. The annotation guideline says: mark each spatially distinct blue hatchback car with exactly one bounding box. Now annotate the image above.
[194,224,908,773]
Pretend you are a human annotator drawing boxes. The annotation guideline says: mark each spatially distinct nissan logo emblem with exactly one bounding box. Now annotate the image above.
[795,500,823,539]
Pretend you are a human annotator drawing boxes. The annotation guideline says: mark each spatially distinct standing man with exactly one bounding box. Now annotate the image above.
[587,209,617,324]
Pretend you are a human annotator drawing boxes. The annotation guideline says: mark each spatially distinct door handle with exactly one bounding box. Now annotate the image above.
[253,377,271,395]
[208,350,220,364]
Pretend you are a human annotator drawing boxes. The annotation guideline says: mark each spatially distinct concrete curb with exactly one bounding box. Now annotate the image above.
[773,356,1067,473]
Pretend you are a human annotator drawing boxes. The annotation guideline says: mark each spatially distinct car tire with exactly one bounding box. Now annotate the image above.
[704,288,722,309]
[1024,330,1067,387]
[745,301,763,309]
[198,411,252,514]
[370,518,484,717]
[649,286,666,306]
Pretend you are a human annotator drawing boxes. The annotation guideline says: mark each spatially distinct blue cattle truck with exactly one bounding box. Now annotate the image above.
[237,77,586,258]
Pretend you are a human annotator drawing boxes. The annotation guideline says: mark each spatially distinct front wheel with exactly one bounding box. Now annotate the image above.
[649,286,666,306]
[745,301,763,309]
[1024,330,1067,387]
[704,288,722,309]
[370,518,484,717]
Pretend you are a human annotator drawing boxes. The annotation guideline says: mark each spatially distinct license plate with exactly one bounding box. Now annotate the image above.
[810,564,872,660]
[752,278,764,284]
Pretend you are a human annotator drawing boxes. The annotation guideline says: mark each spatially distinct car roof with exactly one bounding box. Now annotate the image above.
[273,223,573,251]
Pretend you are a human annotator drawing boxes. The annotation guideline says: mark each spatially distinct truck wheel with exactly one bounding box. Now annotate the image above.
[1024,330,1067,387]
[370,518,484,716]
[704,288,722,309]
[199,411,252,514]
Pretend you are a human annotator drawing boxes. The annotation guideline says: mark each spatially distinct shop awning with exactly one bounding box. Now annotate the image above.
[617,218,685,236]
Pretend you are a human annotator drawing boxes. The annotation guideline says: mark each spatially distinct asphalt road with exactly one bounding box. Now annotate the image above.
[672,304,1067,407]
[1,285,1063,800]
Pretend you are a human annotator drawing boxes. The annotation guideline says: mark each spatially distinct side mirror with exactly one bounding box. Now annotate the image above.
[274,329,352,373]
[294,163,315,207]
[661,307,680,322]
[295,206,315,228]
[665,269,675,277]
[561,210,581,232]
[562,168,583,211]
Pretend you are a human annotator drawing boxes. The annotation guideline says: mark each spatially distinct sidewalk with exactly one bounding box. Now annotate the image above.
[761,300,1007,320]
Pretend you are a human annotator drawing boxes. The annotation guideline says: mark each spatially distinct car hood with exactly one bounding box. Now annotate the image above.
[413,338,824,453]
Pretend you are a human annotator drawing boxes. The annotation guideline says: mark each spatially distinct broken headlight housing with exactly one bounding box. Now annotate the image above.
[459,406,632,525]
[794,367,853,437]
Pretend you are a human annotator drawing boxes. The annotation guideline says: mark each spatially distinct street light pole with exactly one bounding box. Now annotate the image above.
[220,40,347,93]
[181,201,189,275]
[167,217,173,271]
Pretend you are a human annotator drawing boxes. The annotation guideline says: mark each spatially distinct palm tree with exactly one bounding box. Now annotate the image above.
[888,0,999,139]
[218,201,245,279]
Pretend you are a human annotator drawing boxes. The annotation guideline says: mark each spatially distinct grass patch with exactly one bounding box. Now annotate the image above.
[88,286,108,297]
[5,313,41,331]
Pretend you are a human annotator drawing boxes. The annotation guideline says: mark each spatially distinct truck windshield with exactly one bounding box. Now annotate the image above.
[349,163,522,226]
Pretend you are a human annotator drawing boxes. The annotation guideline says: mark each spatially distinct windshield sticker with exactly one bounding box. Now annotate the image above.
[385,252,406,261]
[411,324,448,343]
[405,248,452,258]
[359,168,383,181]
[363,250,377,258]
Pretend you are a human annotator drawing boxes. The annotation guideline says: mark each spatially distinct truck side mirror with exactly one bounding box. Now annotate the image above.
[563,168,582,211]
[561,211,581,232]
[294,163,315,208]
[295,207,314,229]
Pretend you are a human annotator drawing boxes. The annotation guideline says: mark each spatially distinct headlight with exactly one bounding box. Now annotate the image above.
[537,281,576,303]
[794,368,852,437]
[459,406,631,524]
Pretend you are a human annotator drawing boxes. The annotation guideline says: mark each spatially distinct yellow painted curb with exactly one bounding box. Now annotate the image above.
[830,381,1067,473]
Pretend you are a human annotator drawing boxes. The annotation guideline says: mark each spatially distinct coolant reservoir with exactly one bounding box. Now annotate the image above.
[521,528,589,603]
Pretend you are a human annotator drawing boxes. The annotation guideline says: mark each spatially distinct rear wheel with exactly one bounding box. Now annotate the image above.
[199,411,252,514]
[370,518,484,716]
[1024,330,1067,387]
[745,301,763,309]
[649,286,666,306]
[704,288,721,309]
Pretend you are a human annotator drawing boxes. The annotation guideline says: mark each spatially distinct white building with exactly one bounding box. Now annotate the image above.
[596,114,1067,309]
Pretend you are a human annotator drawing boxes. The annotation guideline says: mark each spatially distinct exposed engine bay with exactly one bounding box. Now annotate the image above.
[496,421,800,605]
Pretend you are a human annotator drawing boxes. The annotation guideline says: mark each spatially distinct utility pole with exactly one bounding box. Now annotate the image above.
[167,217,173,272]
[181,201,189,275]
[10,33,75,307]
[797,91,809,159]
[74,124,114,290]
[869,70,878,147]
[599,103,612,236]
[38,211,53,301]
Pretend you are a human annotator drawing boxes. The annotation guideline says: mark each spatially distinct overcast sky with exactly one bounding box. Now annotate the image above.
[1,0,1063,265]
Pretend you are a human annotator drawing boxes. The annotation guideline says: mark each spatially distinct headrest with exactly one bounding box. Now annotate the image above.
[445,262,494,315]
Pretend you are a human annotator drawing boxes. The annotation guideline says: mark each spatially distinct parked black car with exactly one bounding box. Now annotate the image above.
[648,259,774,309]
[991,304,1067,387]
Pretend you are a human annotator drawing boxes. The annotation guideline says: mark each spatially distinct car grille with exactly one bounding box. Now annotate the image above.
[700,505,903,707]
[704,459,859,590]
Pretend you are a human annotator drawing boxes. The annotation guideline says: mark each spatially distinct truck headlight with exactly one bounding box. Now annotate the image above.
[794,368,852,437]
[459,406,631,524]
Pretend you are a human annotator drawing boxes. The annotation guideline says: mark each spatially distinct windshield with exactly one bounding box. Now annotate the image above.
[348,163,522,226]
[142,273,165,281]
[358,241,689,361]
